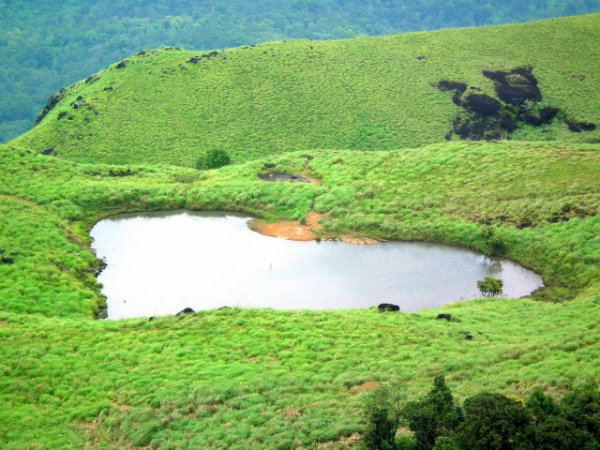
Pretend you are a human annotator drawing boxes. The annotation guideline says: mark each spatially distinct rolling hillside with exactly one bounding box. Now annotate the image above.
[3,0,599,143]
[15,13,600,167]
[1,13,600,450]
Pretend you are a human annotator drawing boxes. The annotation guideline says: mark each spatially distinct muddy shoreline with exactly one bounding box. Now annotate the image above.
[251,212,380,244]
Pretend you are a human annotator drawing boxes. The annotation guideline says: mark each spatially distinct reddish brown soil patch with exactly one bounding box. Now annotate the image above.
[252,211,380,244]
[252,222,317,241]
[252,211,324,241]
[349,380,380,393]
[306,211,324,229]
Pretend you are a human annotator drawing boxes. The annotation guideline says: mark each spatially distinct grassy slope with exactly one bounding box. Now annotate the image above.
[13,13,600,167]
[1,138,600,448]
[1,13,600,450]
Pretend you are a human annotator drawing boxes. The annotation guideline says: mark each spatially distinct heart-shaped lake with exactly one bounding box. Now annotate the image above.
[90,210,544,319]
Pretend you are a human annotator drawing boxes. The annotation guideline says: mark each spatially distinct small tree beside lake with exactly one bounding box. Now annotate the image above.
[477,277,503,297]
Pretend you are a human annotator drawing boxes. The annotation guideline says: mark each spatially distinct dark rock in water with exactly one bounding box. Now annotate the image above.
[94,258,107,276]
[176,307,195,316]
[463,94,501,116]
[483,67,542,106]
[378,303,400,312]
[437,313,452,321]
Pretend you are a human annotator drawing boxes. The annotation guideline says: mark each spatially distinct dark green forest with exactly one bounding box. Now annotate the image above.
[2,0,600,142]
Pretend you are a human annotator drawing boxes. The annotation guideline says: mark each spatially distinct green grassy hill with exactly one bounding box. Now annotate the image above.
[15,13,600,167]
[1,13,600,450]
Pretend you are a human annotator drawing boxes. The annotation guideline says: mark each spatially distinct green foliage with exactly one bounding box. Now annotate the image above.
[403,376,463,450]
[482,227,508,257]
[477,277,504,297]
[363,385,403,450]
[525,385,600,450]
[534,415,595,450]
[432,436,461,450]
[526,390,561,424]
[195,148,231,170]
[560,381,600,441]
[456,393,534,450]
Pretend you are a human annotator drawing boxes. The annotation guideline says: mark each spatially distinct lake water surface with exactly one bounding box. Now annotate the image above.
[90,210,544,319]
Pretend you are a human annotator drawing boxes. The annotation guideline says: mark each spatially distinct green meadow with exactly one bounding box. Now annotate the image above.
[1,12,600,450]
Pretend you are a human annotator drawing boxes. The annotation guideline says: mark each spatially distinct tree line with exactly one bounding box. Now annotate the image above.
[364,375,600,450]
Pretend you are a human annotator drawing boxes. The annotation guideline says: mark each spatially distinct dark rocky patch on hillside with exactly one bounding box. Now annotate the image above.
[187,51,220,64]
[436,67,596,141]
[35,88,66,124]
[258,171,314,183]
[0,249,17,264]
[483,67,542,105]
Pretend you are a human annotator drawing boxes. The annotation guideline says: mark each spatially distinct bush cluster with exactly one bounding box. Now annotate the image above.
[195,149,231,170]
[364,376,600,450]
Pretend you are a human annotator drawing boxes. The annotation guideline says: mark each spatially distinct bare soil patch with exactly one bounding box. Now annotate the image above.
[252,211,379,244]
[252,221,317,241]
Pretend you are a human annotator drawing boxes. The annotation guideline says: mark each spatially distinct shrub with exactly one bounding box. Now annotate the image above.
[455,393,534,450]
[363,385,402,450]
[403,375,463,450]
[560,381,600,442]
[525,389,560,424]
[477,277,503,297]
[195,149,231,170]
[533,415,594,450]
[481,227,508,256]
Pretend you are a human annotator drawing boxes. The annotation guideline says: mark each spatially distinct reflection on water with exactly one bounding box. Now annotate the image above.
[90,210,544,319]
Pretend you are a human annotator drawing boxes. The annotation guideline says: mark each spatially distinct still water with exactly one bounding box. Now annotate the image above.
[90,210,544,319]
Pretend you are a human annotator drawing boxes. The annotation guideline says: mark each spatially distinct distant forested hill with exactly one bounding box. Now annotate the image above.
[2,0,600,142]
